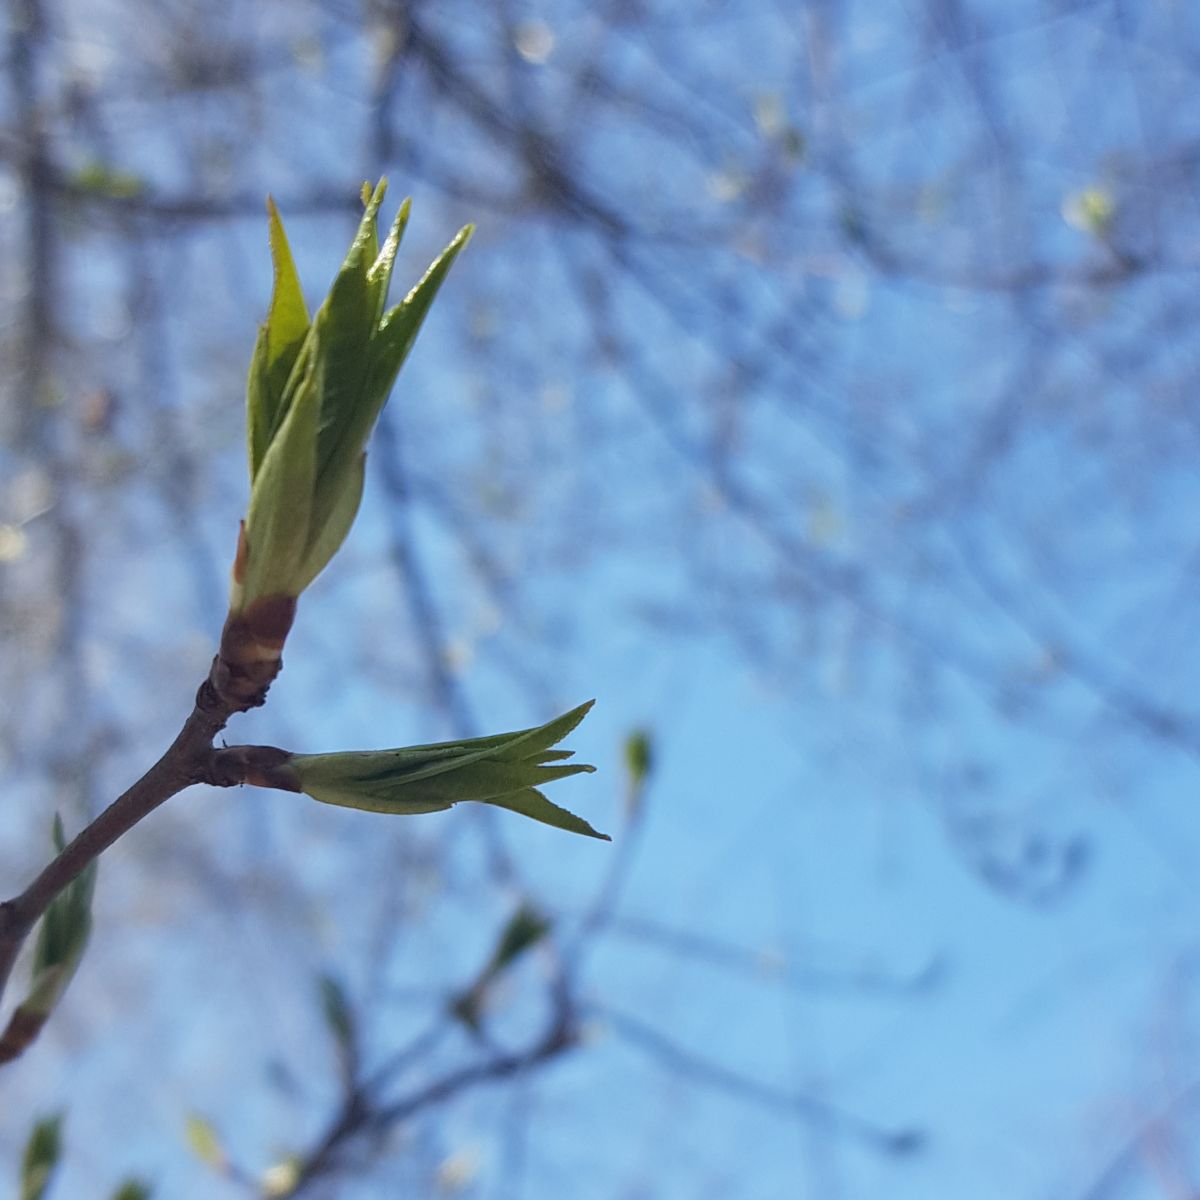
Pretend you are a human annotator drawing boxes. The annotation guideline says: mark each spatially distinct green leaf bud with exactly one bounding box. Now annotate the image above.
[451,902,553,1030]
[282,701,607,840]
[216,180,471,708]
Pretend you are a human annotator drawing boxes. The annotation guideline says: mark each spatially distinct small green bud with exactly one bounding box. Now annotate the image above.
[622,728,654,820]
[317,972,356,1068]
[1062,185,1115,237]
[285,701,607,840]
[623,730,653,787]
[451,902,553,1031]
[184,1114,227,1173]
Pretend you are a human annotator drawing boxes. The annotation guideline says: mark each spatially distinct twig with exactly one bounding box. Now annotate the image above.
[0,668,302,1062]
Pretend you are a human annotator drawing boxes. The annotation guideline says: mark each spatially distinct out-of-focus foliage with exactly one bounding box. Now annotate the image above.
[19,1116,60,1200]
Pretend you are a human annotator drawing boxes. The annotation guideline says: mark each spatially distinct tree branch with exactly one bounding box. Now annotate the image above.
[0,669,300,1060]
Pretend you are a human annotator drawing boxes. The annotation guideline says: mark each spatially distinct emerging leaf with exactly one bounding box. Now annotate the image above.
[285,701,607,839]
[246,197,311,479]
[216,179,471,708]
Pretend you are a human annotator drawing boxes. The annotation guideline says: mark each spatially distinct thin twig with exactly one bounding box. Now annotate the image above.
[0,677,298,1061]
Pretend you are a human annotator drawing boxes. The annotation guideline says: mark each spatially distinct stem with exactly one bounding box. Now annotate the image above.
[0,673,274,1027]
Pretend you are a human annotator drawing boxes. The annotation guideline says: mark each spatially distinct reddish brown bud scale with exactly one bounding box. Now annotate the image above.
[207,744,300,791]
[244,593,297,648]
[212,594,297,710]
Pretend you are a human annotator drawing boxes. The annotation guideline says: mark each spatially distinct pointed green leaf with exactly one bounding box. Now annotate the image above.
[357,179,383,270]
[266,199,308,336]
[296,453,365,594]
[315,222,475,519]
[247,199,310,478]
[299,182,388,506]
[288,703,605,837]
[486,787,610,840]
[309,284,373,491]
[366,196,412,326]
[242,359,319,601]
[294,701,595,799]
[366,224,474,402]
[21,1115,62,1200]
[371,700,594,764]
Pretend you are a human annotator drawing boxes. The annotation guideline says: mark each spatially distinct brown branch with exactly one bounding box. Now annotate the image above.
[0,664,302,1062]
[275,1002,578,1199]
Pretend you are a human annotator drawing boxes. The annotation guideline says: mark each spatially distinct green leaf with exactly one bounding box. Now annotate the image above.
[289,702,607,839]
[365,224,474,407]
[485,787,608,840]
[21,1116,62,1200]
[241,359,319,602]
[366,196,412,325]
[314,221,474,526]
[624,731,653,786]
[247,198,310,479]
[294,453,365,595]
